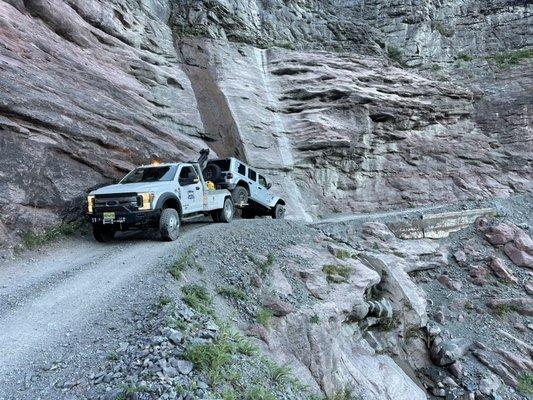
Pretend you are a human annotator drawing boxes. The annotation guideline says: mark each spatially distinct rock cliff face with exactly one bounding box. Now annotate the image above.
[0,0,531,247]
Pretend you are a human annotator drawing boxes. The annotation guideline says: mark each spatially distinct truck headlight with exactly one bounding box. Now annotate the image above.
[138,192,154,211]
[87,195,95,214]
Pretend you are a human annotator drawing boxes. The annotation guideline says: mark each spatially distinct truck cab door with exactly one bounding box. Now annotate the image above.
[177,165,203,213]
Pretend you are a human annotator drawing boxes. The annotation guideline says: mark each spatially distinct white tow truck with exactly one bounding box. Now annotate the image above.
[86,162,234,242]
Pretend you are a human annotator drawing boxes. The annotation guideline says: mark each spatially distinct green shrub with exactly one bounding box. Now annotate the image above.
[310,314,320,324]
[387,46,405,65]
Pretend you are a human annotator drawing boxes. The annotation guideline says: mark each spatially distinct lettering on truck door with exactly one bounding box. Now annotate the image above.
[178,165,203,212]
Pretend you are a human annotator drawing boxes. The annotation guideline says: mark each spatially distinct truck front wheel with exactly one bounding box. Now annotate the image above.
[160,208,180,241]
[216,198,234,223]
[92,225,115,243]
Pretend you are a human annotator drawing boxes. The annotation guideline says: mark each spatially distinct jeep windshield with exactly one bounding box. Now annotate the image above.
[120,166,177,184]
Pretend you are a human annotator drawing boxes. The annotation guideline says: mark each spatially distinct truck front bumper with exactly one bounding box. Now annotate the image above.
[87,210,160,229]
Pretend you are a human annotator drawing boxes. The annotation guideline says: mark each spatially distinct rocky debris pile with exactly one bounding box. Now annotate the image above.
[482,221,533,269]
[319,196,533,399]
[85,298,306,400]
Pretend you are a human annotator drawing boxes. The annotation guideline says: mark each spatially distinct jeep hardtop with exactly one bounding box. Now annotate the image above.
[203,157,286,219]
[87,162,234,242]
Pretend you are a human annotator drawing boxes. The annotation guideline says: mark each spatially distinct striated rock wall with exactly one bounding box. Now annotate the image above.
[1,0,532,247]
[0,0,207,246]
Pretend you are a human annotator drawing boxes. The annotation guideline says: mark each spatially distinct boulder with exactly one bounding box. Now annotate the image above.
[488,297,533,317]
[437,275,463,291]
[469,266,489,286]
[484,223,517,246]
[488,257,517,283]
[430,337,471,367]
[504,242,533,269]
[263,297,294,317]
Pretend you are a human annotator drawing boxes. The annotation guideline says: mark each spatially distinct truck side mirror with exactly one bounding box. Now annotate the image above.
[267,183,272,189]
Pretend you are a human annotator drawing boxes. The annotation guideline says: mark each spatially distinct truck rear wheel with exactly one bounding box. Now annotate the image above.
[232,186,248,207]
[92,225,115,243]
[216,198,234,223]
[160,208,180,241]
[272,203,286,219]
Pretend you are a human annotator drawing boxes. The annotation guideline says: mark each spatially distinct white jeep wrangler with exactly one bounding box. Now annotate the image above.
[86,162,234,242]
[202,158,286,219]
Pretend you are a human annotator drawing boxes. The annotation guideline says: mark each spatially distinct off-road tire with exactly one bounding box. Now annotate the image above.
[159,208,180,241]
[203,163,222,183]
[232,186,249,207]
[241,208,256,219]
[216,197,234,223]
[272,203,286,220]
[92,225,115,243]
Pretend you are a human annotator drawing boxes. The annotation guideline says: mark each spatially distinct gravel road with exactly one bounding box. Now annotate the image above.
[0,221,210,400]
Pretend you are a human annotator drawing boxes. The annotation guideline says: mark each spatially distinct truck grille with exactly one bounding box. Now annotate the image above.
[94,193,139,213]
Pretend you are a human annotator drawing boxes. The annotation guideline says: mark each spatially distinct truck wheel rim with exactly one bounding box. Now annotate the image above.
[168,215,179,236]
[277,206,285,218]
[224,201,232,219]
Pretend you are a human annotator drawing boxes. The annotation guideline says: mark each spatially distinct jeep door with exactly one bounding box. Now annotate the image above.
[257,175,275,206]
[247,168,260,202]
[177,165,203,213]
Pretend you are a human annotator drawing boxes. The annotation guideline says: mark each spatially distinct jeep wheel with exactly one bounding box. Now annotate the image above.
[92,225,115,243]
[232,186,248,207]
[160,208,180,241]
[216,197,234,223]
[272,203,286,219]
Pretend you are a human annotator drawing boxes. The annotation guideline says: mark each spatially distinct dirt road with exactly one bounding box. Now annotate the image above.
[0,221,211,399]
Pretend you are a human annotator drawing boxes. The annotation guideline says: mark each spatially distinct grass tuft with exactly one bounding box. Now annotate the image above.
[169,246,194,280]
[257,307,274,327]
[335,249,351,260]
[310,314,320,324]
[22,220,82,249]
[217,285,247,301]
[518,373,533,396]
[181,284,213,315]
[246,386,277,400]
[322,264,352,282]
[489,48,533,68]
[248,252,276,277]
[457,52,473,62]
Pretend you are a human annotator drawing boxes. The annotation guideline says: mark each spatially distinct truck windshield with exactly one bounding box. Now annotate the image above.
[120,166,177,184]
